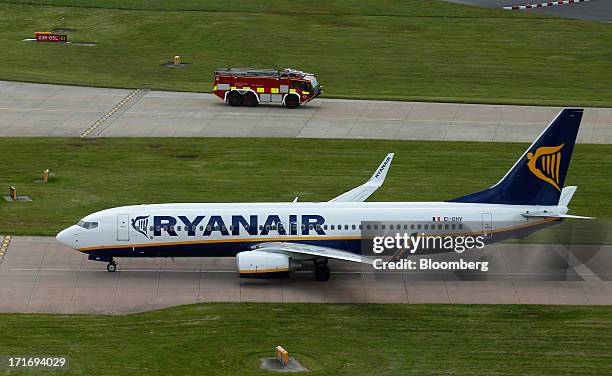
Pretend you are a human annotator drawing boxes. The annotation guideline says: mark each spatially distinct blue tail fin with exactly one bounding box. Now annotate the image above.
[449,108,583,206]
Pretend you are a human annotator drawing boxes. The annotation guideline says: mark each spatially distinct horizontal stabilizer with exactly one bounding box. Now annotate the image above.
[253,242,374,264]
[522,212,593,219]
[330,153,394,202]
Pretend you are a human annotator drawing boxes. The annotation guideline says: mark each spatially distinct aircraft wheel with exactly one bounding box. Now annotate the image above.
[242,92,258,107]
[107,261,117,273]
[227,91,243,107]
[314,265,330,281]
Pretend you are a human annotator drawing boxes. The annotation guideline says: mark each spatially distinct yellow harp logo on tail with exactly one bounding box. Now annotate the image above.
[526,144,564,191]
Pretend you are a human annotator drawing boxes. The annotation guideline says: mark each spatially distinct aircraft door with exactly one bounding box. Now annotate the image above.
[117,214,130,241]
[481,213,493,239]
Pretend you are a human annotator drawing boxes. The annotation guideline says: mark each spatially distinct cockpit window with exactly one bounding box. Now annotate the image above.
[77,220,98,229]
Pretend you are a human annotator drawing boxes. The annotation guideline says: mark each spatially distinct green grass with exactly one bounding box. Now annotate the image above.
[0,1,612,106]
[0,303,611,375]
[0,138,610,237]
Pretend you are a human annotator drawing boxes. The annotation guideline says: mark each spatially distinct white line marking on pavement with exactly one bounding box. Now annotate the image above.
[8,268,609,277]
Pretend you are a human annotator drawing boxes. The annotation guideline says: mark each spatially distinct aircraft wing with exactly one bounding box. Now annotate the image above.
[252,242,374,264]
[329,153,394,202]
[522,212,593,219]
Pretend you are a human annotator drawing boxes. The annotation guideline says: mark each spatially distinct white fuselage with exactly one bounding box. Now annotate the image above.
[56,201,564,256]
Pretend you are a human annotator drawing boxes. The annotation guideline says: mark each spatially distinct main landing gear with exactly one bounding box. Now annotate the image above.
[106,259,118,272]
[314,259,331,282]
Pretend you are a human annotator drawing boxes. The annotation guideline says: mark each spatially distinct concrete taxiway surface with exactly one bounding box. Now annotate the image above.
[0,237,610,314]
[1,81,611,143]
[444,0,612,22]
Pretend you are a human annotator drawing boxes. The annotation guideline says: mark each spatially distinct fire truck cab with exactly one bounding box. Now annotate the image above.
[213,68,322,109]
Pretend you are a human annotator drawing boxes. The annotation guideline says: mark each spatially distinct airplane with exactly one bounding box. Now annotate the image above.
[56,109,590,281]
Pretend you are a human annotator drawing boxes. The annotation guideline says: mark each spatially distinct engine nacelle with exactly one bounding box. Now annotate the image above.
[236,250,298,278]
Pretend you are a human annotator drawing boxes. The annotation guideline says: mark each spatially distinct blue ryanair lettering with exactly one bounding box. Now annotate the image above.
[178,215,205,236]
[203,216,230,236]
[232,215,257,236]
[151,214,326,237]
[302,215,325,235]
[260,215,286,236]
[154,216,178,236]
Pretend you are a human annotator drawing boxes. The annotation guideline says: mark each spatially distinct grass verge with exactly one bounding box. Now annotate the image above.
[1,303,611,375]
[0,1,611,105]
[0,138,610,237]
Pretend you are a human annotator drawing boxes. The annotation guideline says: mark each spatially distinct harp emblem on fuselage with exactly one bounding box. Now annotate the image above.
[526,144,564,191]
[131,215,150,237]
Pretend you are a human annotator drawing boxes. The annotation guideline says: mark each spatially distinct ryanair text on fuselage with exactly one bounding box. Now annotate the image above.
[132,214,327,238]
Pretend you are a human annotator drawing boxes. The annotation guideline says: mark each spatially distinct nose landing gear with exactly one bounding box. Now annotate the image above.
[106,259,118,272]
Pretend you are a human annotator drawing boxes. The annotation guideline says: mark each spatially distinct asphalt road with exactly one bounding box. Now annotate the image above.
[1,81,611,143]
[0,236,610,314]
[444,0,612,22]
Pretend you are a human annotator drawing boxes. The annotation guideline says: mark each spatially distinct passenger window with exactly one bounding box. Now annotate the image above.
[417,224,421,230]
[459,224,463,229]
[352,225,356,230]
[316,224,321,230]
[323,225,328,230]
[331,225,335,230]
[200,226,204,231]
[438,224,443,229]
[445,224,449,229]
[359,224,363,230]
[309,224,314,230]
[424,224,428,229]
[345,225,348,230]
[411,224,415,230]
[382,225,386,230]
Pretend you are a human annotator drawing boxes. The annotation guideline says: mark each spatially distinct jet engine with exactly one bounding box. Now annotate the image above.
[236,250,300,278]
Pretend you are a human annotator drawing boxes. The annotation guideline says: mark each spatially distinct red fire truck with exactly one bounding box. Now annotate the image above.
[212,68,322,108]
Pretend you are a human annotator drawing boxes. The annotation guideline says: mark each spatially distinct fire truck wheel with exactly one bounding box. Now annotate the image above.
[227,91,243,107]
[284,95,300,109]
[243,92,258,107]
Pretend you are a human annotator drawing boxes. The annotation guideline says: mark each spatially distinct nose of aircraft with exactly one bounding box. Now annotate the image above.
[56,226,79,249]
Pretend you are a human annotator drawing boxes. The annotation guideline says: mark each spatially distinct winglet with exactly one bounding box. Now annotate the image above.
[368,152,394,186]
[330,153,394,202]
